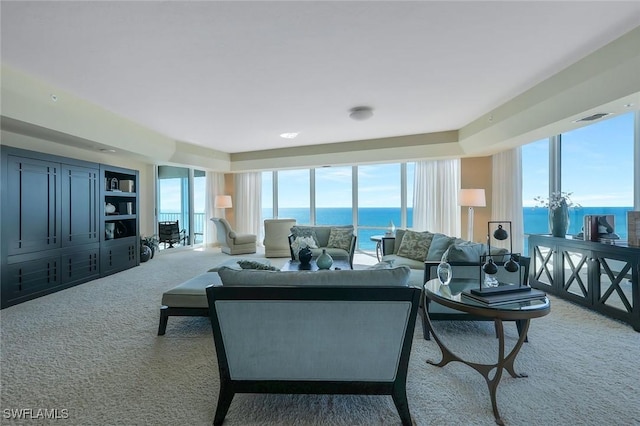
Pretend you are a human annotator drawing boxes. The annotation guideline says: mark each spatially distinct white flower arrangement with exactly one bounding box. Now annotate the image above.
[290,236,317,258]
[534,191,580,211]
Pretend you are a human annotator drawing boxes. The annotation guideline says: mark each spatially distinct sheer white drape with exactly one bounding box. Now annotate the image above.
[492,148,524,252]
[413,159,461,236]
[235,172,263,243]
[205,171,226,247]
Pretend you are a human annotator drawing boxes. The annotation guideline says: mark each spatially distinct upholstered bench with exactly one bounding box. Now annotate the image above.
[158,258,272,335]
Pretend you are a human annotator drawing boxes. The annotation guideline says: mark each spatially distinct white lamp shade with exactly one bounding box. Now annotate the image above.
[459,189,486,207]
[215,195,233,209]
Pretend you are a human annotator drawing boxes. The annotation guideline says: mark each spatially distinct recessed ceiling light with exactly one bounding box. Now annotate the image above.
[624,103,634,108]
[280,132,299,139]
[99,148,116,153]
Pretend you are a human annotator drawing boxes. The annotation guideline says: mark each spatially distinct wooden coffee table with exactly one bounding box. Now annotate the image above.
[281,259,352,271]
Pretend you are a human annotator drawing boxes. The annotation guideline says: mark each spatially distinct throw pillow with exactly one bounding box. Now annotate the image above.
[396,230,434,261]
[290,226,319,245]
[443,242,485,263]
[237,260,278,271]
[426,233,456,261]
[327,227,353,251]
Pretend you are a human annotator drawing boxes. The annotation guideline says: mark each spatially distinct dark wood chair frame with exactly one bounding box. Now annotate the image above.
[206,285,421,426]
[422,256,532,341]
[158,220,187,248]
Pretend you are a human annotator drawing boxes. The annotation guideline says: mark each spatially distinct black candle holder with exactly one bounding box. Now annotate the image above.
[472,221,530,296]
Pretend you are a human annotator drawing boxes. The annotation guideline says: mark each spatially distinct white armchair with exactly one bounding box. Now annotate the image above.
[210,217,257,255]
[263,218,297,257]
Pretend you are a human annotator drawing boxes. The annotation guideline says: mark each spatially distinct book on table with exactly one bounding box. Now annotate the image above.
[462,287,547,306]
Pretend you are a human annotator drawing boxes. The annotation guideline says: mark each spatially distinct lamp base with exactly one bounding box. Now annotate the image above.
[470,285,531,296]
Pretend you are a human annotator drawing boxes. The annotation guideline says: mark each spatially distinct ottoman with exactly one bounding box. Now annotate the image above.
[158,258,272,335]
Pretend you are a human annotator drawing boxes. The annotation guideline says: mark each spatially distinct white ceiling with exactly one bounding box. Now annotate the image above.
[2,1,640,154]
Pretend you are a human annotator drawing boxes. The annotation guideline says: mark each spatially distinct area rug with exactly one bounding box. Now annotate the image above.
[1,247,638,425]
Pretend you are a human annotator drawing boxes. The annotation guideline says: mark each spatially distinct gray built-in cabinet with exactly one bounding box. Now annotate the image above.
[1,147,139,308]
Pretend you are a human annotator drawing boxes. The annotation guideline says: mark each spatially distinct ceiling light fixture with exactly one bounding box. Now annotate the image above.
[349,106,374,121]
[99,148,116,153]
[280,132,299,139]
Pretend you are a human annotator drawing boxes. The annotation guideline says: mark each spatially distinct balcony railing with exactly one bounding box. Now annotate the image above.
[158,212,206,245]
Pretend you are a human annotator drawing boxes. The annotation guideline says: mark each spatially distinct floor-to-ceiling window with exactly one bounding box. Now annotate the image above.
[522,111,637,245]
[277,169,311,224]
[315,166,352,225]
[560,112,635,238]
[262,162,414,252]
[157,165,206,249]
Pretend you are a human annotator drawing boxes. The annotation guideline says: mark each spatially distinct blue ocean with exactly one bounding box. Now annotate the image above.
[266,206,633,251]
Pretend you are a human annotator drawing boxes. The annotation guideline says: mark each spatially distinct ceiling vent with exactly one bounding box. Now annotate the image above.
[574,112,610,122]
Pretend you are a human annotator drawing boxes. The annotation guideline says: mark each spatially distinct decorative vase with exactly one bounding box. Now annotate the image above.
[140,245,152,262]
[316,249,333,270]
[549,204,570,237]
[436,261,452,286]
[298,247,312,265]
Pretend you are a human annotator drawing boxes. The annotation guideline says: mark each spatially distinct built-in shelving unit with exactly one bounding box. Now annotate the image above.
[0,147,140,308]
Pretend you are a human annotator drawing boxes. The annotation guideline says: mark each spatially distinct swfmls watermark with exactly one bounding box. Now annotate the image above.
[2,408,69,420]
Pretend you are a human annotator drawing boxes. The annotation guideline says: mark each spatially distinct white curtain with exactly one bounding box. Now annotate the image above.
[205,171,226,247]
[492,148,524,252]
[413,159,461,236]
[235,172,263,243]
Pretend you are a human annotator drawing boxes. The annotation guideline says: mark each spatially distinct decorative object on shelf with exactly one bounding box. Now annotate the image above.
[105,202,116,214]
[105,222,115,240]
[316,249,333,270]
[459,188,486,242]
[298,246,312,266]
[534,191,579,238]
[475,221,527,296]
[385,221,396,237]
[109,177,120,191]
[115,221,128,238]
[119,180,135,192]
[628,211,640,247]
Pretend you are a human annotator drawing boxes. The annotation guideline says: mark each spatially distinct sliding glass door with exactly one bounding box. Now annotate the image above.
[157,166,206,249]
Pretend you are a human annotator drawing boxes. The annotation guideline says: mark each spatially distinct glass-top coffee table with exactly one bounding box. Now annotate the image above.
[281,259,352,271]
[424,278,550,425]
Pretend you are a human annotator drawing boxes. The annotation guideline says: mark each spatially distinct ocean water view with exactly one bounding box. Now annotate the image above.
[266,206,633,252]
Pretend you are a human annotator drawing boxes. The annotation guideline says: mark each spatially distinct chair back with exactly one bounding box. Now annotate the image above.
[158,221,181,244]
[211,217,231,245]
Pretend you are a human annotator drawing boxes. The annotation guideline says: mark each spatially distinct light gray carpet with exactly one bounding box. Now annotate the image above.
[1,247,639,426]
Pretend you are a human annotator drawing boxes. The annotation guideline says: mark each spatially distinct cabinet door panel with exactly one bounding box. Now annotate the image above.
[3,256,61,304]
[61,165,99,246]
[61,248,100,284]
[6,156,60,255]
[101,240,138,275]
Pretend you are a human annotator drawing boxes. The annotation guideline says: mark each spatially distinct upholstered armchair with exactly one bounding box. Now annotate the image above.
[210,217,257,255]
[263,218,297,257]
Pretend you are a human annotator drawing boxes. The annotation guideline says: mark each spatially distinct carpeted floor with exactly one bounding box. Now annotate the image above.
[1,247,639,425]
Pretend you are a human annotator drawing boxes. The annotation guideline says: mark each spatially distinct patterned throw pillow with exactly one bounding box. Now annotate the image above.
[327,227,353,251]
[290,236,318,255]
[237,260,278,271]
[290,226,319,246]
[396,230,434,261]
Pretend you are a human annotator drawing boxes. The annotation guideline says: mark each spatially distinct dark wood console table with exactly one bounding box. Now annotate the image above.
[528,234,640,331]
